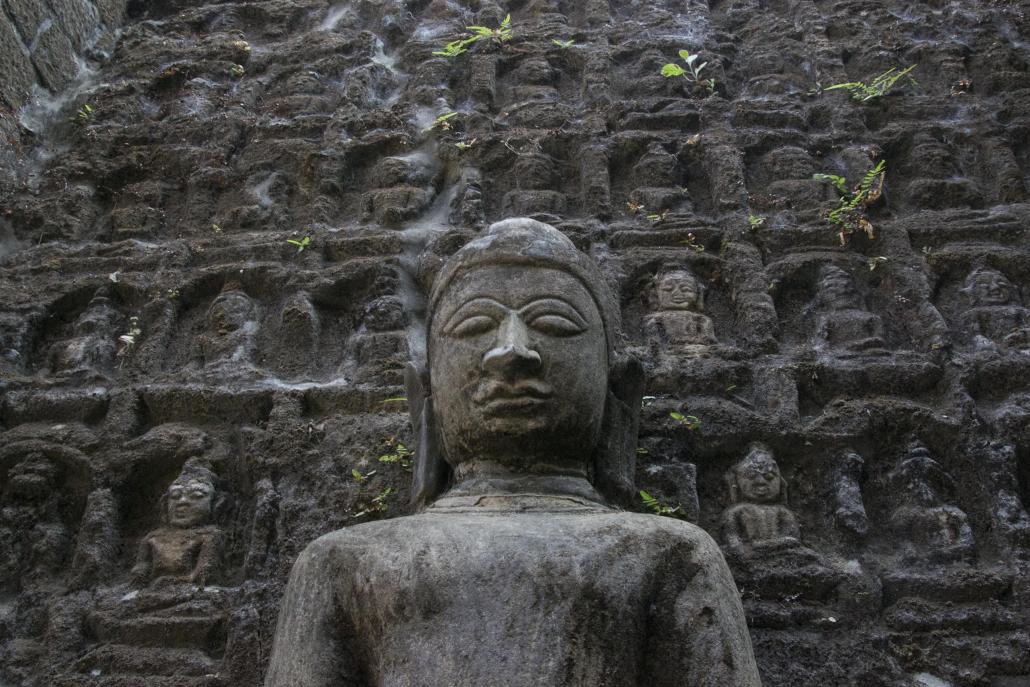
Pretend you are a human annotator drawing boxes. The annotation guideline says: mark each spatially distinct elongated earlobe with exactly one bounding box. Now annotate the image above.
[593,354,644,507]
[406,362,450,510]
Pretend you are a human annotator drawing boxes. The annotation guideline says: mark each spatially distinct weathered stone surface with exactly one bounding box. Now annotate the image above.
[1,0,1029,685]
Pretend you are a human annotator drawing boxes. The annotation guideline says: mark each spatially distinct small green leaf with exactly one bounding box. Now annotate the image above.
[669,411,686,421]
[662,63,687,78]
[678,49,691,61]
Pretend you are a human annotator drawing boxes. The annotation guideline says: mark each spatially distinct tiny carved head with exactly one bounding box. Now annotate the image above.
[890,441,950,508]
[4,454,59,501]
[726,443,787,505]
[165,462,218,528]
[207,288,255,334]
[73,291,120,336]
[515,56,554,85]
[815,265,863,310]
[655,268,704,312]
[962,267,1017,307]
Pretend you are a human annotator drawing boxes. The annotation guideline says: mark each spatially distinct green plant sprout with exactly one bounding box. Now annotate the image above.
[351,468,377,483]
[823,65,917,101]
[680,232,705,253]
[287,236,311,253]
[116,316,142,362]
[377,396,408,409]
[433,14,512,58]
[378,438,414,470]
[646,209,669,223]
[353,487,394,518]
[813,160,886,245]
[455,137,478,151]
[430,111,458,131]
[669,411,701,431]
[552,38,574,49]
[640,490,683,518]
[74,103,95,124]
[747,214,767,230]
[867,256,888,271]
[661,49,716,97]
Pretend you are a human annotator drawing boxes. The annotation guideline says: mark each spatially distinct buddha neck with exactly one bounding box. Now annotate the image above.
[441,461,607,507]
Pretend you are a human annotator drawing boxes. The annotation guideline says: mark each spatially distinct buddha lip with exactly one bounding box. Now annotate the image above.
[474,381,553,404]
[480,396,549,414]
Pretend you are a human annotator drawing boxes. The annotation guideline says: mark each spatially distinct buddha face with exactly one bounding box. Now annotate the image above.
[167,477,215,528]
[516,57,553,85]
[734,452,783,504]
[429,264,608,473]
[207,291,254,334]
[965,269,1015,307]
[657,271,701,311]
[817,266,862,310]
[5,456,58,501]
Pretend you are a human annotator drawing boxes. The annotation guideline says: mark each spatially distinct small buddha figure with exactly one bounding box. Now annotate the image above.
[131,461,224,586]
[632,142,679,188]
[0,454,72,593]
[510,55,558,103]
[809,264,887,355]
[721,443,806,561]
[888,441,975,565]
[265,218,761,686]
[46,288,121,379]
[198,284,258,374]
[958,267,1030,353]
[644,268,717,351]
[721,443,838,601]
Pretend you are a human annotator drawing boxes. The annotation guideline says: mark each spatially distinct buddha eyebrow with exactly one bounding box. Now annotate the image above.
[442,298,508,331]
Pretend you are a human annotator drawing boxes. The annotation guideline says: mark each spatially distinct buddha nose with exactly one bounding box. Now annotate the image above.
[482,312,541,376]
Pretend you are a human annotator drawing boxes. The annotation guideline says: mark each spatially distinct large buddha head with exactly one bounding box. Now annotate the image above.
[409,218,642,506]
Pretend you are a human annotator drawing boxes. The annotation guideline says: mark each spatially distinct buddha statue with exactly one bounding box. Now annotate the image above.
[131,461,224,586]
[888,441,975,565]
[644,267,717,352]
[46,288,121,379]
[721,444,839,600]
[265,218,761,686]
[198,283,258,374]
[958,267,1030,353]
[722,443,806,561]
[809,264,886,355]
[0,454,72,593]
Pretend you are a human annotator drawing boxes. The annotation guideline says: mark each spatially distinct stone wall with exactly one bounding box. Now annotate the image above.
[0,1,1028,686]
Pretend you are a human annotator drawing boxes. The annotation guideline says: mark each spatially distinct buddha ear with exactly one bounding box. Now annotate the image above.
[405,362,450,510]
[594,353,645,507]
[724,467,739,504]
[158,491,170,525]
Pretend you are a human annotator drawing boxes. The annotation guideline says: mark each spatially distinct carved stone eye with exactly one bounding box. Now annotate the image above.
[525,313,585,336]
[448,315,497,338]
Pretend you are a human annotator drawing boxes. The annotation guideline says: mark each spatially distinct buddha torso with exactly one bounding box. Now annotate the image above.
[645,310,717,348]
[266,494,759,687]
[722,502,799,547]
[142,525,221,581]
[960,305,1030,350]
[815,308,885,352]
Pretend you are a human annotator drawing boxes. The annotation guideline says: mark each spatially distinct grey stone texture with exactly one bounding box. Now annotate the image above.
[0,0,125,109]
[1,0,1030,685]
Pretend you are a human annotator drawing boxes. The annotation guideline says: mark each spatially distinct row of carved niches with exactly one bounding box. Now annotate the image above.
[637,437,1030,630]
[0,262,410,387]
[743,134,1025,230]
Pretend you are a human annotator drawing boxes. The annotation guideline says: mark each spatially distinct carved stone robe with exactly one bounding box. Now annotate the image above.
[265,493,761,687]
